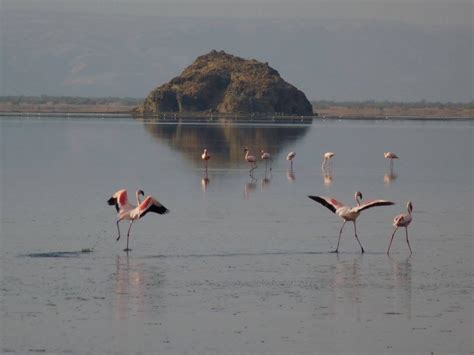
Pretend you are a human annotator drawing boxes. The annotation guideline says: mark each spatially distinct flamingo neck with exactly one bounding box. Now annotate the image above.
[136,190,142,206]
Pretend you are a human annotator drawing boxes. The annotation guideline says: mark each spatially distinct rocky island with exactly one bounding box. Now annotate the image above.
[133,50,313,116]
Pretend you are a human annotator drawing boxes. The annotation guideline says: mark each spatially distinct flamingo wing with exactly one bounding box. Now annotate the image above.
[107,189,128,212]
[393,214,406,226]
[356,199,394,212]
[138,196,170,218]
[393,213,411,227]
[308,195,345,213]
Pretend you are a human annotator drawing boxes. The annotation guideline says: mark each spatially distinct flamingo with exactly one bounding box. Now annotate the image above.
[201,149,211,172]
[384,152,399,169]
[107,189,169,251]
[244,147,257,175]
[322,152,335,172]
[387,201,413,254]
[287,151,296,169]
[260,150,273,171]
[308,191,394,253]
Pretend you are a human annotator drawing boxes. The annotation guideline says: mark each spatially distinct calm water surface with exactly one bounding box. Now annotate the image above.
[1,116,472,354]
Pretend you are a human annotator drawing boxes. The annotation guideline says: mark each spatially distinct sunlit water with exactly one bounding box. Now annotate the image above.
[1,116,472,354]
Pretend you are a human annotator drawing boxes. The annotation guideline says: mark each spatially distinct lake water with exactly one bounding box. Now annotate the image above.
[1,116,472,354]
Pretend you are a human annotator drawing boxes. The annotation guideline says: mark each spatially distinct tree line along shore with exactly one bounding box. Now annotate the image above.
[0,96,473,118]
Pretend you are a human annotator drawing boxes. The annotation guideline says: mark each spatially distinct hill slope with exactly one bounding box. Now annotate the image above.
[135,50,313,115]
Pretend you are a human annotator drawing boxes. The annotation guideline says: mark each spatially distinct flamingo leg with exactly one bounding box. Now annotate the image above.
[269,158,273,171]
[387,227,398,254]
[332,221,347,253]
[321,159,326,172]
[116,220,121,241]
[249,163,257,176]
[124,220,134,252]
[353,221,365,253]
[405,227,412,254]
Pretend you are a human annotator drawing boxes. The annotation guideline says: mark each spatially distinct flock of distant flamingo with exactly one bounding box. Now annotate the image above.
[107,149,412,254]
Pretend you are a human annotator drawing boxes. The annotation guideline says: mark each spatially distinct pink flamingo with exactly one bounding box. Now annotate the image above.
[244,147,257,175]
[260,150,273,171]
[107,189,169,251]
[384,152,399,169]
[322,152,335,172]
[308,191,394,253]
[201,149,211,172]
[387,201,413,254]
[287,151,296,169]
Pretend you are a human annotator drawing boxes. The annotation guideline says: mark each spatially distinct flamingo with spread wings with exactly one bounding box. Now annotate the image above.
[308,191,394,253]
[107,189,169,251]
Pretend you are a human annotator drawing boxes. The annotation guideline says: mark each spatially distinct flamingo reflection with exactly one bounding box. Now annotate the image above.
[323,172,333,187]
[261,170,272,190]
[201,175,210,191]
[384,169,398,185]
[387,255,412,319]
[331,255,362,321]
[114,255,146,320]
[287,167,296,182]
[244,176,257,199]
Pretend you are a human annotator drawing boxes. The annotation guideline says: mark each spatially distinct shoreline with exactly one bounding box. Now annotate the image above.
[0,111,472,121]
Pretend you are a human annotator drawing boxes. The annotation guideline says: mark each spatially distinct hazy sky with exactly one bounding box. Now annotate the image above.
[1,0,472,101]
[4,0,472,25]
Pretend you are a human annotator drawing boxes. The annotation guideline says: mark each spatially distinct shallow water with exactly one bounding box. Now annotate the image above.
[1,116,472,354]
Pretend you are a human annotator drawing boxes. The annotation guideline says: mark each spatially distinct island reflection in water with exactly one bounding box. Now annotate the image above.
[142,122,310,168]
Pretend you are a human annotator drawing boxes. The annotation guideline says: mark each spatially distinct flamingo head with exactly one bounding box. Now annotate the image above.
[203,149,207,153]
[355,191,363,204]
[407,201,413,214]
[243,147,249,153]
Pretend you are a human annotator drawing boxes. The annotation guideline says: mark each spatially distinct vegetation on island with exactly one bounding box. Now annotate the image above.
[0,96,472,118]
